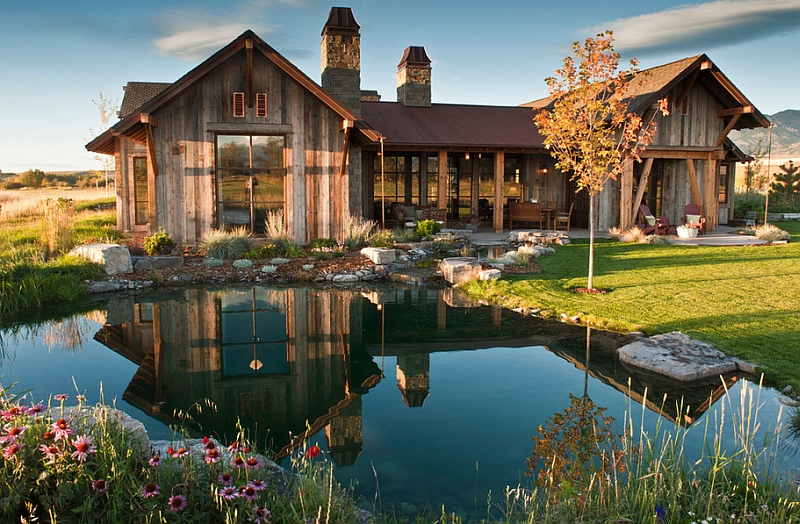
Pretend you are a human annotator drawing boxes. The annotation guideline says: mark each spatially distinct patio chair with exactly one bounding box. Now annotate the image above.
[554,202,574,231]
[638,204,668,235]
[682,204,706,234]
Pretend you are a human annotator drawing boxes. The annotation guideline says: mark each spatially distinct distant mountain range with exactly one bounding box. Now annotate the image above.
[730,109,800,158]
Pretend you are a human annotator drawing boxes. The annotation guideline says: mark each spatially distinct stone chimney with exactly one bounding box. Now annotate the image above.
[397,46,431,107]
[321,7,361,116]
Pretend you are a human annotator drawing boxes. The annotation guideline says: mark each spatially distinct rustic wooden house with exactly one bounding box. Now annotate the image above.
[88,7,768,241]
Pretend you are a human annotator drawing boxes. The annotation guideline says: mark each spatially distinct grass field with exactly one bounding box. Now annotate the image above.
[0,187,112,221]
[464,221,800,389]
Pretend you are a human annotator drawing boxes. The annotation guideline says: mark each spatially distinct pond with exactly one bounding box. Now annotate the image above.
[0,284,795,518]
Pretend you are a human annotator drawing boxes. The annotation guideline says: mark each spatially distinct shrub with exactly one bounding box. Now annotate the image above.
[308,237,338,251]
[272,239,305,258]
[203,257,223,267]
[143,227,174,256]
[243,245,276,260]
[343,214,376,249]
[198,228,253,259]
[368,229,395,248]
[414,219,441,238]
[40,198,75,259]
[232,259,252,268]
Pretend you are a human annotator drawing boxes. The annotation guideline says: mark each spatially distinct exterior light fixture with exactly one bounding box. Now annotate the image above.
[539,164,548,174]
[465,152,470,160]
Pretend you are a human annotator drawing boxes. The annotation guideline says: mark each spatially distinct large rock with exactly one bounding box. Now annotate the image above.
[439,257,482,286]
[70,243,133,275]
[360,247,396,265]
[617,331,754,382]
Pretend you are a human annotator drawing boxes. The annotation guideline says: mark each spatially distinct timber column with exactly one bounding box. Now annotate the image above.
[321,7,361,116]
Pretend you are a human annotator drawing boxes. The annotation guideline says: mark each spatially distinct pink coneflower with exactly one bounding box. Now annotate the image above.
[1,406,25,420]
[218,472,233,485]
[71,434,96,462]
[244,455,264,470]
[141,483,161,498]
[202,436,216,450]
[170,447,190,459]
[26,403,46,416]
[0,425,27,444]
[205,448,221,464]
[2,443,23,460]
[167,494,187,512]
[227,440,242,452]
[249,479,267,492]
[53,393,69,401]
[239,485,258,502]
[232,456,246,468]
[92,479,108,493]
[149,455,161,467]
[306,444,321,459]
[217,485,239,501]
[252,505,271,523]
[39,443,61,461]
[51,418,75,441]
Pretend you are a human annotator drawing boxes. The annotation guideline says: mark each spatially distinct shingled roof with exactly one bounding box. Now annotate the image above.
[361,101,543,150]
[118,82,171,119]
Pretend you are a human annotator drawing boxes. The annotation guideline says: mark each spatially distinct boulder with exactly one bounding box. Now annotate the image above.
[360,247,396,265]
[439,257,482,286]
[479,269,501,281]
[70,244,133,275]
[333,274,359,284]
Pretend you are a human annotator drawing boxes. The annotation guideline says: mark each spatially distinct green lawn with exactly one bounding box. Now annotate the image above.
[465,221,800,389]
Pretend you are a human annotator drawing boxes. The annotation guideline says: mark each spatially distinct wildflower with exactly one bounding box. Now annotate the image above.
[218,485,239,501]
[71,434,97,462]
[227,440,242,452]
[141,483,161,498]
[39,443,61,461]
[252,505,271,523]
[245,455,264,470]
[2,443,23,459]
[249,479,267,491]
[171,446,190,459]
[205,448,221,464]
[76,394,87,403]
[0,425,27,444]
[306,444,321,459]
[167,494,187,512]
[218,472,233,485]
[761,504,769,512]
[202,436,216,450]
[1,406,25,420]
[54,393,69,401]
[42,430,55,440]
[240,485,259,502]
[149,455,161,467]
[167,446,174,455]
[655,503,667,522]
[51,418,75,441]
[92,479,108,493]
[232,456,246,468]
[26,403,46,416]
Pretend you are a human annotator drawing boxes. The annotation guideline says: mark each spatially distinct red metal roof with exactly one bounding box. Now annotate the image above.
[361,101,544,150]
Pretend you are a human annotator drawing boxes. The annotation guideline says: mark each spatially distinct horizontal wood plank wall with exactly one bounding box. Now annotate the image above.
[142,48,348,244]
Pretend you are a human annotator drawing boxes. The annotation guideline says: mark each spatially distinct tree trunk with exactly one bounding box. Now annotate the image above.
[587,193,595,290]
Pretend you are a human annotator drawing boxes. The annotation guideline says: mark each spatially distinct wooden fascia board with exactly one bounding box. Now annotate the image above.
[628,55,706,116]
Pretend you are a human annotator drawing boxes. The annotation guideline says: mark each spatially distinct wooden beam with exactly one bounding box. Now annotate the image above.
[641,147,723,160]
[716,113,741,148]
[143,122,158,234]
[338,120,351,178]
[718,106,753,117]
[619,158,634,229]
[686,159,701,206]
[494,151,505,233]
[438,149,447,210]
[700,60,713,70]
[704,153,718,232]
[139,113,158,127]
[631,157,653,228]
[674,69,699,110]
[246,39,254,109]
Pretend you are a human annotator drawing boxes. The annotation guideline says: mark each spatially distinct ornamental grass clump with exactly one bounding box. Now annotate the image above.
[199,228,253,259]
[755,224,791,242]
[40,197,75,259]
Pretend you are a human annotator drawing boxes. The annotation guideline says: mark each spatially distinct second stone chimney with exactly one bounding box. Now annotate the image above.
[321,7,361,116]
[397,46,431,107]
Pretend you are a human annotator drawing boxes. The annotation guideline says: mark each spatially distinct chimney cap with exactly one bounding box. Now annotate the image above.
[322,7,360,36]
[398,46,431,68]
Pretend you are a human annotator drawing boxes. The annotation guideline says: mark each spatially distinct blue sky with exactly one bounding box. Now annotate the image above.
[1,0,799,173]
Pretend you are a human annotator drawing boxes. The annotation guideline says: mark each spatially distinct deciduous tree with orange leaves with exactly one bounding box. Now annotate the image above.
[535,31,668,290]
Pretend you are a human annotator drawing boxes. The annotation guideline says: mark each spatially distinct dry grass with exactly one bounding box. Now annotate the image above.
[0,188,108,221]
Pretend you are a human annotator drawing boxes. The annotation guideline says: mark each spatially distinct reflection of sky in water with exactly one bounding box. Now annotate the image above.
[2,313,798,518]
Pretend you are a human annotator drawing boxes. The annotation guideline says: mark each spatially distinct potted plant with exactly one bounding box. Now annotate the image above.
[676,223,698,238]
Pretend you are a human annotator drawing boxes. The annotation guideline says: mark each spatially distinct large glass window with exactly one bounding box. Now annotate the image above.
[216,135,286,234]
[133,157,149,225]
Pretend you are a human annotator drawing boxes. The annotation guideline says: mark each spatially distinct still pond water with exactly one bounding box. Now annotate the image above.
[0,284,795,516]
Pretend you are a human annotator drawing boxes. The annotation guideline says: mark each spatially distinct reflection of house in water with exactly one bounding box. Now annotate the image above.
[96,287,382,461]
[396,354,430,407]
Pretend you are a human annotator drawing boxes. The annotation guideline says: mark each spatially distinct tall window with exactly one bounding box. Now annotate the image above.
[216,135,286,234]
[133,157,149,225]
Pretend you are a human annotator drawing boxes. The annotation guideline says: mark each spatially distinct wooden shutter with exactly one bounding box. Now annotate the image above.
[233,92,245,117]
[256,93,267,117]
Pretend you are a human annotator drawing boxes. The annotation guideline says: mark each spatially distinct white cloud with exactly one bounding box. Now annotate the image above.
[155,23,257,60]
[589,0,800,54]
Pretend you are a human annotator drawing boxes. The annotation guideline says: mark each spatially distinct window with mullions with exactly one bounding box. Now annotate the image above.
[216,135,286,234]
[219,290,289,377]
[133,157,149,225]
[373,155,420,206]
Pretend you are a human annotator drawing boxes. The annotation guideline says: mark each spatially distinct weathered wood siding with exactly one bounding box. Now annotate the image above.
[122,47,351,244]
